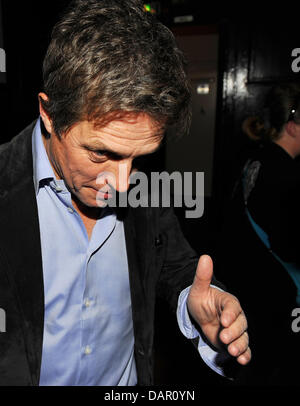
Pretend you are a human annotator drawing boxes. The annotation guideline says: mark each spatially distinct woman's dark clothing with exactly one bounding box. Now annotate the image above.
[217,142,300,386]
[245,142,300,265]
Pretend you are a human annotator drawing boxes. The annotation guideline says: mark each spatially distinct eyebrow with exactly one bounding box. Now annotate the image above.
[84,143,126,159]
[82,139,163,159]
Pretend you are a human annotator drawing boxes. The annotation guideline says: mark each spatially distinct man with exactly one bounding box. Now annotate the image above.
[0,0,250,385]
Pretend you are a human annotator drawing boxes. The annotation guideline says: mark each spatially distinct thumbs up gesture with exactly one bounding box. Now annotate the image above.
[187,255,251,365]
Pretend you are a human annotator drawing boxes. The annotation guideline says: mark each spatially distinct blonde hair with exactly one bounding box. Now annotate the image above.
[242,116,279,142]
[242,83,300,143]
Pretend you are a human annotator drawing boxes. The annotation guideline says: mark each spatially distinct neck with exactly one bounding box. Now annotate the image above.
[41,132,63,180]
[274,137,297,159]
[71,194,101,220]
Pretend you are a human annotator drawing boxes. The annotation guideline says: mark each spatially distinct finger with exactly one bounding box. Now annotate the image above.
[219,312,248,345]
[190,255,214,296]
[227,331,249,357]
[237,347,252,365]
[220,295,243,328]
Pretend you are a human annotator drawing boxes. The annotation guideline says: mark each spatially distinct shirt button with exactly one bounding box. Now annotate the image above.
[84,299,91,308]
[67,207,74,214]
[84,346,92,355]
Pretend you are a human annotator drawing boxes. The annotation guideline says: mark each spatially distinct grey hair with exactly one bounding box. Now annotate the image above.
[40,0,192,138]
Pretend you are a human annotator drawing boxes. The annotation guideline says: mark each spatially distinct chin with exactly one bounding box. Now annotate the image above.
[73,192,99,209]
[95,199,108,208]
[84,198,100,208]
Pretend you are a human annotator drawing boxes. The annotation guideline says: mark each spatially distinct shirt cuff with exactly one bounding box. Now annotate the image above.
[176,285,231,377]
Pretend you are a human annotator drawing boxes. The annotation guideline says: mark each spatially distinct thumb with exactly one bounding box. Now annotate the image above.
[191,255,214,295]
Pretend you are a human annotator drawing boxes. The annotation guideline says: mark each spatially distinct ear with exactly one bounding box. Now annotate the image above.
[38,92,53,135]
[285,120,299,138]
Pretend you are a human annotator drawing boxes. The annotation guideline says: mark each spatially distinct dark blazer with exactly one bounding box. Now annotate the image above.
[0,121,220,386]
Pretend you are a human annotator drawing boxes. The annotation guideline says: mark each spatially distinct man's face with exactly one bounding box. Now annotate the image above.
[42,113,163,208]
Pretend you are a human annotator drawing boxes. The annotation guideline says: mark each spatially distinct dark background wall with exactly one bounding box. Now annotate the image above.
[0,0,299,385]
[0,1,70,141]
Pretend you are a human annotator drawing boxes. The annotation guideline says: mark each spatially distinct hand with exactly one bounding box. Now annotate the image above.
[187,255,251,365]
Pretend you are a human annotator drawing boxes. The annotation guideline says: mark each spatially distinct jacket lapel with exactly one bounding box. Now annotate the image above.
[0,121,44,385]
[123,206,153,331]
[123,207,147,315]
[123,206,151,300]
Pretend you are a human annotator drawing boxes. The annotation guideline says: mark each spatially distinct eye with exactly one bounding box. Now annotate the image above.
[88,150,108,162]
[94,150,105,157]
[90,149,122,162]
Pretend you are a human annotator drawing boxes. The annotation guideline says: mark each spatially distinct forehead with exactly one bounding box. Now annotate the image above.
[71,113,164,156]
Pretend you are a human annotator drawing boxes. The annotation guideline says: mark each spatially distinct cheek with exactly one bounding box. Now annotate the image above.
[63,152,98,180]
[74,166,102,183]
[75,163,114,188]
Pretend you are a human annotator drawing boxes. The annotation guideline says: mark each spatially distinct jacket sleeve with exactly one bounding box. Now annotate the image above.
[156,206,225,313]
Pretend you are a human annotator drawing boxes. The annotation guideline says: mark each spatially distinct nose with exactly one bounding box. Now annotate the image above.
[115,159,133,193]
[96,160,133,194]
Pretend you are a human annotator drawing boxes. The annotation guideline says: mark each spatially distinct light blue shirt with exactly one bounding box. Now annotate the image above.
[32,119,224,386]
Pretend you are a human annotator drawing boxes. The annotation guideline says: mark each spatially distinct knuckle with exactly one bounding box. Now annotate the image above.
[231,295,241,308]
[229,343,239,356]
[241,312,248,330]
[238,348,251,364]
[245,347,252,358]
[230,333,249,356]
[220,329,231,344]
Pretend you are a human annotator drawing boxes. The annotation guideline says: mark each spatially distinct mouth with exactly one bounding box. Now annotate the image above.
[96,191,113,200]
[82,185,114,201]
[93,185,113,200]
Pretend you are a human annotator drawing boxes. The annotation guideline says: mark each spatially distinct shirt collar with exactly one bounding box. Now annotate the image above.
[32,117,57,195]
